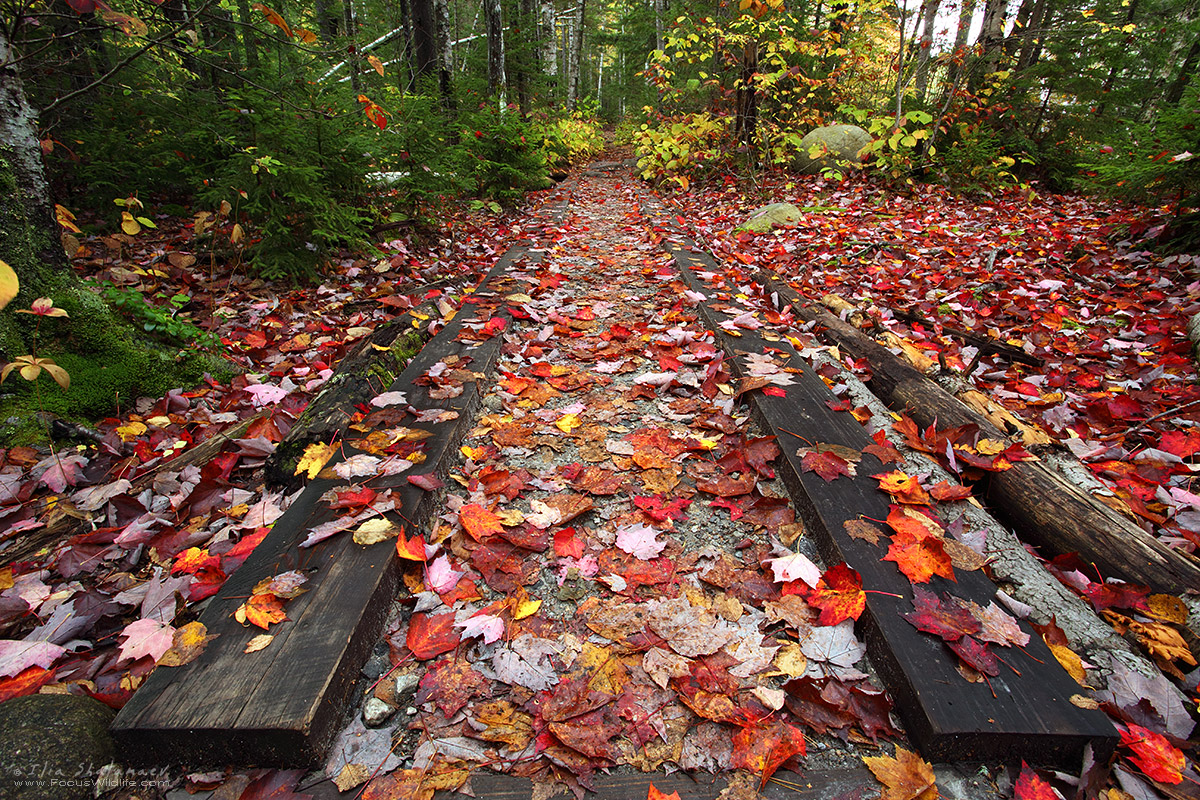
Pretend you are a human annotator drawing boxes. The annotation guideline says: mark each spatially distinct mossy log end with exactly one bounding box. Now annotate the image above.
[266,302,440,490]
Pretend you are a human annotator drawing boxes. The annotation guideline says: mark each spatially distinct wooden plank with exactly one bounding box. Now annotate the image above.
[296,766,914,800]
[645,212,1117,767]
[785,297,1200,597]
[111,246,539,768]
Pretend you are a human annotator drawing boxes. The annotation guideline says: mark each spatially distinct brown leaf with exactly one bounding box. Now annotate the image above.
[863,746,939,800]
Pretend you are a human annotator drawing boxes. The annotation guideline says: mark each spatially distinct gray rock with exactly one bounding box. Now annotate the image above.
[394,673,420,696]
[0,694,116,800]
[362,697,395,728]
[795,123,872,174]
[737,203,803,233]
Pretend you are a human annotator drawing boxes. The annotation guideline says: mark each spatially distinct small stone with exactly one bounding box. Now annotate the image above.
[360,652,388,681]
[394,673,420,696]
[362,697,395,728]
[405,706,418,716]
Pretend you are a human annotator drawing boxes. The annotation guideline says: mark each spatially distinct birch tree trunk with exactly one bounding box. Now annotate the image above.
[436,0,455,106]
[568,0,585,109]
[344,0,361,92]
[912,0,942,105]
[484,0,506,101]
[541,1,558,101]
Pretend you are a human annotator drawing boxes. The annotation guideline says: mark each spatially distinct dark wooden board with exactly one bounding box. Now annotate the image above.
[111,245,540,768]
[785,298,1200,596]
[294,766,917,800]
[645,210,1117,767]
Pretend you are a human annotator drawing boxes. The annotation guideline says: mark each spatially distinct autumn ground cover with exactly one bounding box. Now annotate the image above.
[0,161,1197,799]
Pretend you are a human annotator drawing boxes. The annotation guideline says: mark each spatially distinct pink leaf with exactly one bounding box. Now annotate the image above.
[118,618,175,663]
[768,552,822,588]
[615,523,666,560]
[0,639,65,678]
[456,614,505,644]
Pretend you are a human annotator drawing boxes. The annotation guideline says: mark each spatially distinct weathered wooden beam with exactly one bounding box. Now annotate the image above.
[783,293,1200,596]
[645,207,1116,767]
[111,247,536,768]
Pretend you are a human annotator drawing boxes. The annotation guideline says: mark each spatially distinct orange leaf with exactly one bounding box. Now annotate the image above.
[460,503,503,541]
[172,546,219,575]
[886,504,943,540]
[864,746,938,800]
[731,720,806,788]
[252,2,293,36]
[396,530,427,561]
[0,666,56,702]
[647,783,681,800]
[809,563,865,626]
[884,531,956,584]
[1120,723,1185,784]
[875,471,931,505]
[241,592,287,629]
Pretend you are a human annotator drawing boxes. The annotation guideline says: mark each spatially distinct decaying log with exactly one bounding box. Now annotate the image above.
[265,297,446,490]
[888,305,1044,367]
[785,292,1200,596]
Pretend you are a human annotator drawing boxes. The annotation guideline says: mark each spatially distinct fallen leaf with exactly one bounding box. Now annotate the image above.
[863,746,938,800]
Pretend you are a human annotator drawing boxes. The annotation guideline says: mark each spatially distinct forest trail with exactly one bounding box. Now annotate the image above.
[110,164,1122,800]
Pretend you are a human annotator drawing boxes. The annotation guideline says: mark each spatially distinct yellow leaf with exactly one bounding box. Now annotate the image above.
[230,223,245,245]
[555,413,582,433]
[55,204,82,233]
[116,421,147,442]
[120,211,141,236]
[296,27,318,44]
[295,442,337,480]
[158,621,217,667]
[1049,644,1089,686]
[244,634,274,653]
[368,54,385,76]
[0,259,18,313]
[353,517,398,545]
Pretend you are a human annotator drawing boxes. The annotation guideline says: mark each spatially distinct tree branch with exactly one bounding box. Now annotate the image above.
[39,0,220,118]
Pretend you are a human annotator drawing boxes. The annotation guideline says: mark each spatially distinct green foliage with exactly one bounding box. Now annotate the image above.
[370,91,468,218]
[1077,85,1200,210]
[462,107,550,204]
[541,113,605,169]
[634,112,731,190]
[837,106,933,184]
[194,87,374,281]
[97,282,223,353]
[934,124,1023,194]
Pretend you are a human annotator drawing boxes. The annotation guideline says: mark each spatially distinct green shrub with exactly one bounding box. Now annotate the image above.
[97,282,224,353]
[542,113,605,168]
[836,105,933,184]
[462,106,549,204]
[936,124,1022,194]
[194,87,374,281]
[634,112,732,190]
[371,90,468,218]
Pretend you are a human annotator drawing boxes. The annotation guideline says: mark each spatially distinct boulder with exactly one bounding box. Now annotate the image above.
[795,124,872,174]
[737,203,803,233]
[0,694,117,800]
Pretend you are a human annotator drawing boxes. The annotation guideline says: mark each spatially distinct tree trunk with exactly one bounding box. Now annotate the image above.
[971,0,1007,89]
[735,41,758,146]
[484,0,506,100]
[541,1,558,100]
[436,0,455,107]
[655,0,666,52]
[1165,38,1200,106]
[1015,0,1051,71]
[236,0,260,70]
[912,0,941,105]
[314,0,339,41]
[412,0,439,82]
[344,0,361,92]
[568,0,585,109]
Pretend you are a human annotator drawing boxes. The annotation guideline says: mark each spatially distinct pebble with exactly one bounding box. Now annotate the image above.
[395,673,420,696]
[362,698,395,728]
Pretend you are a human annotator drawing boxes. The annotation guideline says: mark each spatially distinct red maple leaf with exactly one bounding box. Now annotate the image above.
[1014,762,1058,800]
[801,450,854,481]
[460,503,504,541]
[553,527,585,558]
[1120,724,1186,784]
[808,564,865,626]
[731,720,806,788]
[633,495,691,522]
[406,612,461,660]
[902,587,979,641]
